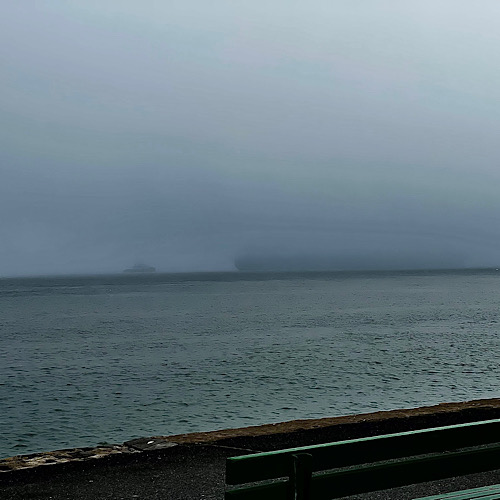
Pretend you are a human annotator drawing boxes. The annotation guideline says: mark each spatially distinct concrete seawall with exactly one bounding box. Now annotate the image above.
[3,398,500,499]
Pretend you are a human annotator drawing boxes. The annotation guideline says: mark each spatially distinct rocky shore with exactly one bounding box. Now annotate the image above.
[3,398,500,499]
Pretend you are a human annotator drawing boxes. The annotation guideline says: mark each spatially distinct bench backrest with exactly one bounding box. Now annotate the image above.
[225,418,500,500]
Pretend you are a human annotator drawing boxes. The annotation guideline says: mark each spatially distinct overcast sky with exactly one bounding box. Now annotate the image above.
[2,1,500,276]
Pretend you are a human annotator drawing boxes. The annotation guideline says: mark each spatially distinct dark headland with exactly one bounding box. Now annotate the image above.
[233,251,466,272]
[4,399,500,499]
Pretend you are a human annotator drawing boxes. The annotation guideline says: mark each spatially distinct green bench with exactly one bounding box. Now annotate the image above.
[225,418,500,500]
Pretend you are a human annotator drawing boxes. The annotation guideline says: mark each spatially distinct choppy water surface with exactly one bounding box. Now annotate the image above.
[1,269,500,458]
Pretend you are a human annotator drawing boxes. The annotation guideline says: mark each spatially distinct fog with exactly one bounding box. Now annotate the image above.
[2,1,500,276]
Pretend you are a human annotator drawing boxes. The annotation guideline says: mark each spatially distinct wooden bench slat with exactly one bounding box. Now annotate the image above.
[415,483,500,499]
[226,419,500,485]
[308,444,500,499]
[225,479,287,500]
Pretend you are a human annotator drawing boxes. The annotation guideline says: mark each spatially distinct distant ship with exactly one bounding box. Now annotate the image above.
[123,263,156,273]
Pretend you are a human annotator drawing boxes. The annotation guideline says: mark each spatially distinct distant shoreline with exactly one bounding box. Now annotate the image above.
[2,265,500,280]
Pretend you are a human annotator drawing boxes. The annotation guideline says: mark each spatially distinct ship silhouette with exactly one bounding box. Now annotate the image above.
[123,263,156,273]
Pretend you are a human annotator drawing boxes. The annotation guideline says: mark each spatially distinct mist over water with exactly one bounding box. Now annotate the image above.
[2,269,500,458]
[4,3,500,473]
[3,2,500,276]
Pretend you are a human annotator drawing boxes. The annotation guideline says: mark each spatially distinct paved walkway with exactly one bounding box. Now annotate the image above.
[1,444,234,500]
[3,398,500,499]
[3,444,500,500]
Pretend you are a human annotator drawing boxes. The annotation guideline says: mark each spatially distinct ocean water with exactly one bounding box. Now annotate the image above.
[1,269,500,458]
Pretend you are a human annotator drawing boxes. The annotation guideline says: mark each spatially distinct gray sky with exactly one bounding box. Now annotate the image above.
[2,1,500,275]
